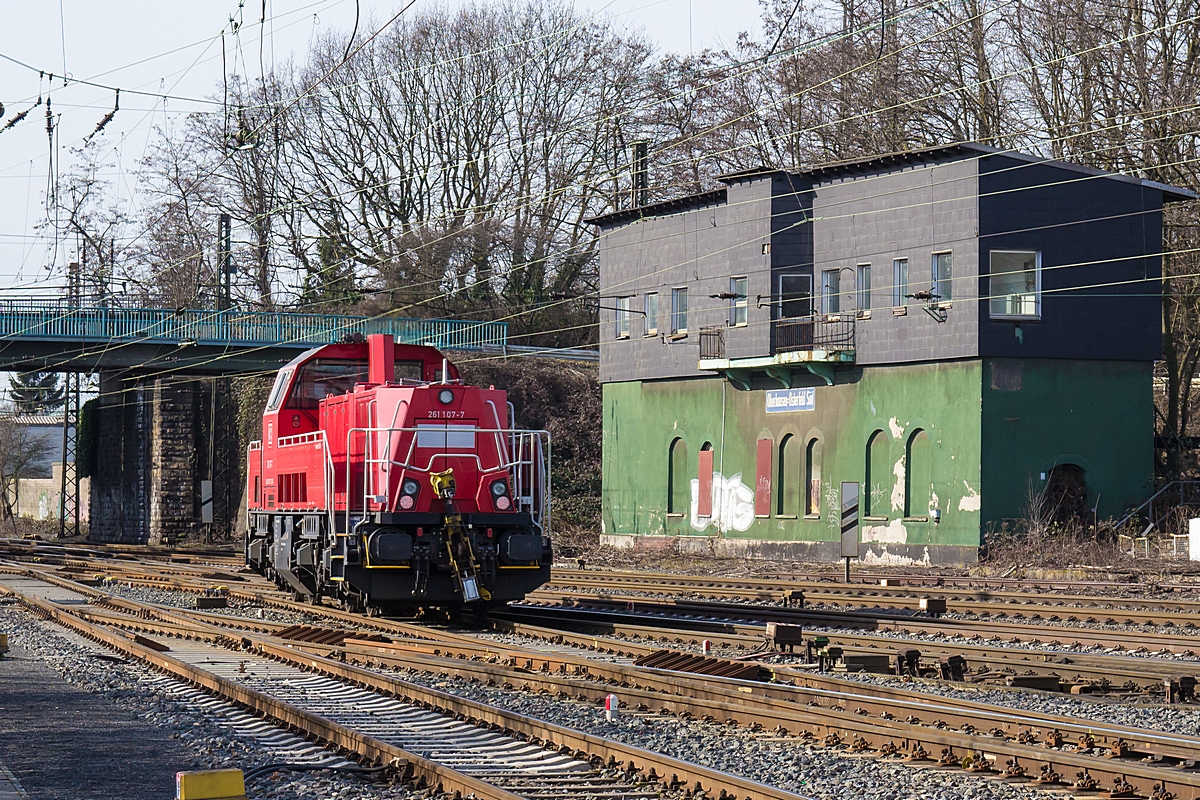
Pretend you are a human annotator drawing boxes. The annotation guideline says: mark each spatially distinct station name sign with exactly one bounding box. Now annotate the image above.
[765,387,815,413]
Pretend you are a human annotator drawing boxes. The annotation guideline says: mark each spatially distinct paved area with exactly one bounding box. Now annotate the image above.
[0,641,197,800]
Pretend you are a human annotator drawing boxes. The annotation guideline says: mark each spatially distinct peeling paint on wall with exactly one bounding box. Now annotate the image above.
[888,417,904,439]
[690,472,755,533]
[890,458,906,511]
[862,545,932,567]
[863,517,908,544]
[958,480,981,512]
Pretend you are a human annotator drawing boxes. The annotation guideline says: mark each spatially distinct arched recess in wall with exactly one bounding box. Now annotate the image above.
[777,434,800,516]
[668,438,688,514]
[697,442,715,517]
[865,429,890,517]
[905,428,931,518]
[805,436,823,516]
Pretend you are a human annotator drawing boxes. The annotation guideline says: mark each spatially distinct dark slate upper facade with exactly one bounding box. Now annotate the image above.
[590,143,1193,385]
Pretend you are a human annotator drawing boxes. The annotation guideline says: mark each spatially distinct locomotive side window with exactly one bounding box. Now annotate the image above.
[266,368,293,411]
[288,359,369,409]
[395,359,424,382]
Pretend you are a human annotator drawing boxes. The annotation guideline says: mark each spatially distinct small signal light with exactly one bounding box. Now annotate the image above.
[399,494,415,509]
[496,495,511,510]
[402,478,420,496]
[490,480,507,497]
[438,388,454,404]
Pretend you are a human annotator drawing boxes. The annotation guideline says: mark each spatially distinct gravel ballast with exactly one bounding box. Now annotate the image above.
[0,601,411,800]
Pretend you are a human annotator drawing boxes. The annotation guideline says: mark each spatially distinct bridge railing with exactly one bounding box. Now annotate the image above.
[0,300,507,351]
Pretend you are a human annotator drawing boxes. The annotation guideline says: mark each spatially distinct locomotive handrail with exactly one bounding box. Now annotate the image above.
[275,428,335,516]
[342,424,551,537]
[277,431,325,446]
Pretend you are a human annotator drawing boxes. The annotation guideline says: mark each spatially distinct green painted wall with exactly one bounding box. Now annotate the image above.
[602,360,985,552]
[979,358,1154,528]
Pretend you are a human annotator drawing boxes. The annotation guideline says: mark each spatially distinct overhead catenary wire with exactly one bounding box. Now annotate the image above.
[10,119,1200,390]
[2,0,984,302]
[197,0,1195,315]
[2,0,1200,386]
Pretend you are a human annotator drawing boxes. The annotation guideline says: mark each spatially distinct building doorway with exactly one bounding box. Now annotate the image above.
[1045,463,1089,523]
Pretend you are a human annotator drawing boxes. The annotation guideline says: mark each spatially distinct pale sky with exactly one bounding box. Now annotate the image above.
[0,0,764,295]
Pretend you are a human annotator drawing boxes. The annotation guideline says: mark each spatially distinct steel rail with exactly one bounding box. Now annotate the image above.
[559,566,1176,593]
[13,558,1195,690]
[494,605,1200,689]
[23,558,1195,689]
[0,582,527,800]
[549,570,1200,621]
[0,567,813,800]
[527,590,1200,657]
[47,579,1200,800]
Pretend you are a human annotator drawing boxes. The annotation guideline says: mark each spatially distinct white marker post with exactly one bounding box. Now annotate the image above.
[605,694,619,722]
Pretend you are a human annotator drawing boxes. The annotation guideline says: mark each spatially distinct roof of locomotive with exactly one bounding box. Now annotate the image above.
[280,339,460,381]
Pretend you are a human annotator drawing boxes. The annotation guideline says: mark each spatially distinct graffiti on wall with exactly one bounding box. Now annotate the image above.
[690,472,755,533]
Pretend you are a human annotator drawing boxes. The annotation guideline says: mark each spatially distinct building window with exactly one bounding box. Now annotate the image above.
[755,437,772,517]
[668,438,688,514]
[779,274,812,318]
[671,288,688,334]
[615,296,631,339]
[697,442,714,517]
[644,292,658,335]
[933,252,952,302]
[856,264,871,311]
[820,270,840,314]
[905,428,931,518]
[729,277,748,326]
[777,434,800,516]
[892,259,908,307]
[804,437,822,517]
[990,250,1040,318]
[865,429,889,517]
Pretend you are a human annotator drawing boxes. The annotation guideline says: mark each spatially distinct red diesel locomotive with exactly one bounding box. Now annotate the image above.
[245,333,552,612]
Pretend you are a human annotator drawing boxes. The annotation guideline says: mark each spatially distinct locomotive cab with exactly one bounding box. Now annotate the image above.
[245,334,552,612]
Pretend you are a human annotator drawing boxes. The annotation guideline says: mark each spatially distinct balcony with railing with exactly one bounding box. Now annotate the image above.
[698,314,855,387]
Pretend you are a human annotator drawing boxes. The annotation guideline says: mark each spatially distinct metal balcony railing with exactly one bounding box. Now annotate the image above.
[0,299,508,351]
[774,314,856,354]
[698,327,726,359]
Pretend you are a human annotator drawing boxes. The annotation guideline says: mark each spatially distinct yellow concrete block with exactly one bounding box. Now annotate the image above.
[175,769,245,800]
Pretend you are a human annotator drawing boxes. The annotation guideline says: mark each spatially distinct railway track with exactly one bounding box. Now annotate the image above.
[14,543,1200,692]
[501,601,1200,690]
[8,567,1200,798]
[0,565,810,800]
[547,569,1200,620]
[14,543,1200,796]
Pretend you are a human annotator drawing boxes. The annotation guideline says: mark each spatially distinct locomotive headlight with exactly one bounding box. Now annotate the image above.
[438,388,454,405]
[490,479,511,510]
[401,478,420,496]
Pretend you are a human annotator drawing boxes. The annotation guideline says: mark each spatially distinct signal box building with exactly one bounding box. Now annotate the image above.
[590,143,1194,565]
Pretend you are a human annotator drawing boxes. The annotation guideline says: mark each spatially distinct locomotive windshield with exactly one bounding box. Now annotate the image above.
[266,368,293,411]
[284,357,436,409]
[288,359,369,409]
